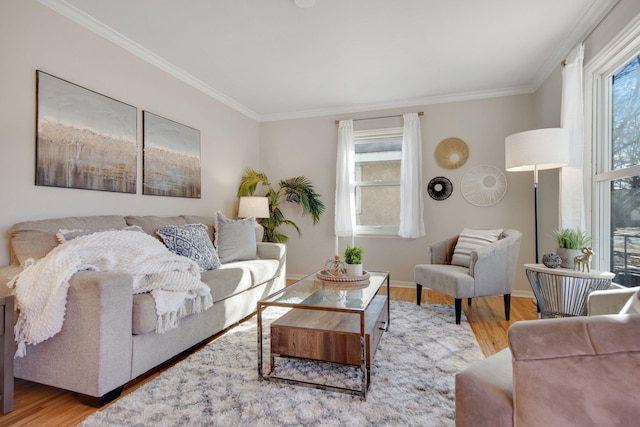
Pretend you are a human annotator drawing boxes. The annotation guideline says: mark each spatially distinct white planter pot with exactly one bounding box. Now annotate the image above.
[556,248,583,269]
[346,263,363,277]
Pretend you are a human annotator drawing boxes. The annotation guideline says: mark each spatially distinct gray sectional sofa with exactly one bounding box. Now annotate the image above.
[0,214,286,406]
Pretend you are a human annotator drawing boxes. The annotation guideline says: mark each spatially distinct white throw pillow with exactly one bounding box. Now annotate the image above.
[451,228,503,267]
[214,211,257,264]
[619,289,640,315]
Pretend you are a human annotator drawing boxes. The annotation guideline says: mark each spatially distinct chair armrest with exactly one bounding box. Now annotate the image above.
[507,315,640,425]
[429,236,458,264]
[508,315,640,360]
[469,232,521,295]
[588,286,640,316]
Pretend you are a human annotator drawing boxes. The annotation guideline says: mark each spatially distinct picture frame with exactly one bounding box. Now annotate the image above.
[142,111,201,198]
[35,70,137,193]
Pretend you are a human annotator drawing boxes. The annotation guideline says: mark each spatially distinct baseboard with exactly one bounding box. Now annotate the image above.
[286,274,535,300]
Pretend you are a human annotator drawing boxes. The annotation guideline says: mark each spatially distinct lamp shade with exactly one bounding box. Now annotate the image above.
[505,128,570,172]
[238,196,270,219]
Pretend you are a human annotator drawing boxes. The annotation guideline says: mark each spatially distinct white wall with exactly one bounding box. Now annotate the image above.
[260,95,538,294]
[0,0,260,264]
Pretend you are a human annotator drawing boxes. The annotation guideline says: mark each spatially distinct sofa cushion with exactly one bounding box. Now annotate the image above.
[214,212,257,263]
[156,223,221,271]
[125,216,187,240]
[56,225,144,243]
[414,264,474,299]
[10,215,128,265]
[452,228,503,267]
[222,259,280,287]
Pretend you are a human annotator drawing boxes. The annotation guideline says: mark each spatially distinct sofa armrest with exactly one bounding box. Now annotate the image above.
[14,271,134,398]
[428,236,458,264]
[588,286,640,316]
[507,315,640,425]
[256,242,286,261]
[0,266,23,298]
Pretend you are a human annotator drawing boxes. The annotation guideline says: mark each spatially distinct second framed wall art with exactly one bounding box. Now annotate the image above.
[142,111,202,198]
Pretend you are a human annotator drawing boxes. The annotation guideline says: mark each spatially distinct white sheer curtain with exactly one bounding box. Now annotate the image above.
[560,43,586,231]
[398,113,425,238]
[335,120,355,239]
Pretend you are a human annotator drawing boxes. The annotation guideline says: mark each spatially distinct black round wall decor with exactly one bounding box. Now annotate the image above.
[427,176,453,201]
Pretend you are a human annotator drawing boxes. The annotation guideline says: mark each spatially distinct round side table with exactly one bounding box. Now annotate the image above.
[524,264,615,318]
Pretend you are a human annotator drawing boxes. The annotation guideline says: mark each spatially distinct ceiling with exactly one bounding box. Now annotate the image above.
[43,0,617,121]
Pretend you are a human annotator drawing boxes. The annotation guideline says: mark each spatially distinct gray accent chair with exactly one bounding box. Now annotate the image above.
[414,229,522,324]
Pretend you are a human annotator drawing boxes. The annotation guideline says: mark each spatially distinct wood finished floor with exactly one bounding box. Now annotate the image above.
[2,286,538,426]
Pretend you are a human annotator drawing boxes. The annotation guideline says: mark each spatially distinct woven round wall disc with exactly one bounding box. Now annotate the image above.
[427,176,453,201]
[435,137,469,169]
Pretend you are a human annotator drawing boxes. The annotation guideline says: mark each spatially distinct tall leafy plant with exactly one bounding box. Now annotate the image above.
[237,168,325,243]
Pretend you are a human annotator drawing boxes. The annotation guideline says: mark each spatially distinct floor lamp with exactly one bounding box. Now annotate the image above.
[505,128,570,263]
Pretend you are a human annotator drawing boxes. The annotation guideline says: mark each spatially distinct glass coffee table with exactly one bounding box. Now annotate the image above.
[257,270,390,399]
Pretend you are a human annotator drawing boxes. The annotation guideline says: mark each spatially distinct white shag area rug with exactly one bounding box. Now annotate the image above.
[80,301,483,427]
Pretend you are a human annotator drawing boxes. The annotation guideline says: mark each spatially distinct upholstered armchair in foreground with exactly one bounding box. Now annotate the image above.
[414,229,522,324]
[455,286,640,426]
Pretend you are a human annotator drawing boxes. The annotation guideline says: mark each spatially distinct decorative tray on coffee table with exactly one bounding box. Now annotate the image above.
[316,270,370,282]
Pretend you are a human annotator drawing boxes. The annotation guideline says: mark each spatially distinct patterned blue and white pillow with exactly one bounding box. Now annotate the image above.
[157,223,221,271]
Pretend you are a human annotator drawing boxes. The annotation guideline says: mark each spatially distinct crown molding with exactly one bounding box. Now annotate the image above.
[40,0,550,124]
[530,0,619,91]
[258,85,534,122]
[38,0,261,121]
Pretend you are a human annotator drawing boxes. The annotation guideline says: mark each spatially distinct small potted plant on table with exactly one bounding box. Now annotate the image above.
[553,228,592,269]
[344,245,364,277]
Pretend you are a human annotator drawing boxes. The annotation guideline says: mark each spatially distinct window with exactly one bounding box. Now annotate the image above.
[589,29,640,286]
[353,127,403,235]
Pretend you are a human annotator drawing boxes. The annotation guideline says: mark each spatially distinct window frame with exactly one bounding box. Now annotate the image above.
[585,15,640,272]
[352,126,403,236]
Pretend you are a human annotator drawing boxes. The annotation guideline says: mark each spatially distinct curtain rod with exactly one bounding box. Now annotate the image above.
[334,111,423,125]
[562,0,621,67]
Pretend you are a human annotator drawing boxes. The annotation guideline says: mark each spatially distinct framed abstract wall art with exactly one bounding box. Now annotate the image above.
[36,70,137,193]
[142,111,201,198]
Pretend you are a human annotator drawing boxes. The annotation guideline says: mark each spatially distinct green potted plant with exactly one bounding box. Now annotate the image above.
[344,245,364,276]
[553,228,592,269]
[237,168,325,243]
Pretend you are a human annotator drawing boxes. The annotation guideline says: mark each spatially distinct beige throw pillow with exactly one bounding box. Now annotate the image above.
[451,228,503,267]
[214,212,257,264]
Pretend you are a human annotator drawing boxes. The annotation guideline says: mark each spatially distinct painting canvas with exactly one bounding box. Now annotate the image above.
[143,111,201,198]
[36,71,137,193]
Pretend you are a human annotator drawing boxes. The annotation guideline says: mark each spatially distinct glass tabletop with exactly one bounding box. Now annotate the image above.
[260,270,389,312]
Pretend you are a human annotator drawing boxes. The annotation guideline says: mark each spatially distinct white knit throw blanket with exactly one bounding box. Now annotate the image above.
[7,230,213,358]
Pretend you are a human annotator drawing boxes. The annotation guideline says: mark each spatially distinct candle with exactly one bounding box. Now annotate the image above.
[335,236,339,257]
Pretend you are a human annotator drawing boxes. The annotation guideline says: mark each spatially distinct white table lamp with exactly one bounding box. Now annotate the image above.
[505,128,570,263]
[238,196,270,242]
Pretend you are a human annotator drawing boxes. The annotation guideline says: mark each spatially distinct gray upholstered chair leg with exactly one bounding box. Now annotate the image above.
[455,298,462,325]
[416,283,422,306]
[504,294,511,321]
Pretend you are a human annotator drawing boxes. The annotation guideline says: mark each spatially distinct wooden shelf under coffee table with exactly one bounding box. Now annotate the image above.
[257,270,390,399]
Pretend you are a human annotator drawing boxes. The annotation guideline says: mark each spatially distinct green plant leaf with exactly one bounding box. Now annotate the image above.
[239,170,324,243]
